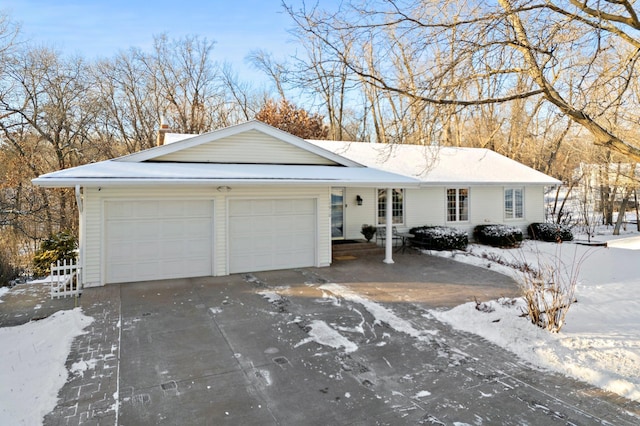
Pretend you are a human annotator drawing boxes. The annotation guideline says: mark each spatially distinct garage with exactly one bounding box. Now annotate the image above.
[105,199,213,283]
[229,198,317,274]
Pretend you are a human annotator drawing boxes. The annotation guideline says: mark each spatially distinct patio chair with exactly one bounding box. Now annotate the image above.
[376,226,401,246]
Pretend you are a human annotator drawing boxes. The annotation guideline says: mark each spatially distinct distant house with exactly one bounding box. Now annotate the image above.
[32,120,560,287]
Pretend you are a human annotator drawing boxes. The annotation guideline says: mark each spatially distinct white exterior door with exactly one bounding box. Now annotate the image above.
[105,200,213,284]
[228,198,317,274]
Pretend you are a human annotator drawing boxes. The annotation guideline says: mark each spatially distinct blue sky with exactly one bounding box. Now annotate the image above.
[2,0,313,84]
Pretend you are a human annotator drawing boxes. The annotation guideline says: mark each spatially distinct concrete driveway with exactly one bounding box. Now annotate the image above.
[46,253,640,425]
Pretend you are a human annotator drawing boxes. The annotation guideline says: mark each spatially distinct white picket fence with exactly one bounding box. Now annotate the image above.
[50,258,82,299]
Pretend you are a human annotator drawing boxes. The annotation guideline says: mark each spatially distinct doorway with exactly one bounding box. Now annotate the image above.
[331,187,345,239]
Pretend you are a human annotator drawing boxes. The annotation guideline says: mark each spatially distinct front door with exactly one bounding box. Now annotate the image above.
[331,187,345,239]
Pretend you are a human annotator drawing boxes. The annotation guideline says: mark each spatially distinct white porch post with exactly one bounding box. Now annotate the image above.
[383,187,394,264]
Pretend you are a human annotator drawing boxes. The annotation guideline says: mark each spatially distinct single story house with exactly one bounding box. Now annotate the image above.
[33,120,560,287]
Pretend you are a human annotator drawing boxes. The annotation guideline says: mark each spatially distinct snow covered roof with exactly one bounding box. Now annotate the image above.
[32,161,420,188]
[31,120,560,189]
[307,140,561,186]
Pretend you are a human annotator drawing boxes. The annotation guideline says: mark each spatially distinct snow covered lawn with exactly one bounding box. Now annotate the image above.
[429,233,640,402]
[0,308,93,425]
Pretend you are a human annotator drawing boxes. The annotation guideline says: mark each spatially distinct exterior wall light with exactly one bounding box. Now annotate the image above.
[356,195,363,206]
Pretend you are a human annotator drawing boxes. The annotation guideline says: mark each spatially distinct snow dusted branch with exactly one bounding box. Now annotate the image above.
[516,244,590,333]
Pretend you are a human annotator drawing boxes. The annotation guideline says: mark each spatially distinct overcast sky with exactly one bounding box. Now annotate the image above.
[2,0,321,85]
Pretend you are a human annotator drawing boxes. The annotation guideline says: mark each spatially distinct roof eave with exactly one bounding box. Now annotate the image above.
[32,177,422,189]
[417,179,562,187]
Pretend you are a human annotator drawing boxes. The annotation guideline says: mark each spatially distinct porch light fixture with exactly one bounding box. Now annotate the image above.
[217,186,232,192]
[356,195,363,206]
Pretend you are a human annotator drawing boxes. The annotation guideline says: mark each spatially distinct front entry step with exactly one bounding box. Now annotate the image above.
[331,240,383,260]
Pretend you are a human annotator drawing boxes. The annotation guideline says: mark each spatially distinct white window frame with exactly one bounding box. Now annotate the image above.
[504,187,524,220]
[377,188,405,225]
[446,188,469,223]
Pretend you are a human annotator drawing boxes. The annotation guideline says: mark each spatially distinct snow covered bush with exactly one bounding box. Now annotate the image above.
[527,223,573,242]
[473,224,523,248]
[409,226,468,250]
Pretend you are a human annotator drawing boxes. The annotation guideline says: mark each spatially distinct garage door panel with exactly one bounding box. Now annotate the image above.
[184,219,211,237]
[134,201,159,218]
[137,222,160,239]
[229,199,316,274]
[106,200,213,284]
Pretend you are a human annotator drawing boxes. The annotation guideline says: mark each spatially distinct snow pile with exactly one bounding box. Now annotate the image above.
[0,308,93,424]
[430,237,640,402]
[0,286,9,302]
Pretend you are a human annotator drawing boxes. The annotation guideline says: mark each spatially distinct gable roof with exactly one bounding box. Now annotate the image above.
[307,140,562,186]
[119,120,361,167]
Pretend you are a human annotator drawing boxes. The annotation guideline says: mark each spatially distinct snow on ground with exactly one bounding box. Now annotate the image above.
[320,283,439,340]
[0,308,93,425]
[0,286,9,302]
[305,319,359,353]
[429,231,640,402]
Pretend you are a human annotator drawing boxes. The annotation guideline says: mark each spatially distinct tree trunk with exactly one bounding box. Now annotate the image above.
[613,189,631,235]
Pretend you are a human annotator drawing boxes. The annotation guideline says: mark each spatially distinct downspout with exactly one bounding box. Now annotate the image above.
[75,185,83,213]
[74,185,84,287]
[383,187,394,264]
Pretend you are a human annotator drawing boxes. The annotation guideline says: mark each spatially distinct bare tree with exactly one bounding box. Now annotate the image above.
[285,0,640,161]
[0,46,96,241]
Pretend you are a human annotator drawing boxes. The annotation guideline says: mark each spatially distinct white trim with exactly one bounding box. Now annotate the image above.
[504,187,525,221]
[445,187,471,224]
[383,188,394,264]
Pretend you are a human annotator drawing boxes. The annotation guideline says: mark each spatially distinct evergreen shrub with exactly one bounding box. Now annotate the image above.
[527,223,573,242]
[32,231,78,277]
[409,226,468,251]
[473,224,523,248]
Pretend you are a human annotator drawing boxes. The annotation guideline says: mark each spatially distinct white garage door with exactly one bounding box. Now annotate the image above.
[229,198,316,274]
[105,200,213,284]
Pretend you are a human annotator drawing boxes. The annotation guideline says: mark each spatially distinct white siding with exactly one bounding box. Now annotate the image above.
[153,130,338,165]
[405,188,444,229]
[344,187,376,240]
[342,185,549,238]
[82,185,331,286]
[524,186,546,225]
[469,187,503,230]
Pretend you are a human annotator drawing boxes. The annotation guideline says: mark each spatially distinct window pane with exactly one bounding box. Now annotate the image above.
[377,189,386,225]
[447,189,457,221]
[378,188,404,224]
[459,189,469,221]
[392,189,403,224]
[515,189,523,218]
[505,189,513,219]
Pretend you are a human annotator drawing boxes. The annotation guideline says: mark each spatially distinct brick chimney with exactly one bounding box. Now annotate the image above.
[156,116,170,146]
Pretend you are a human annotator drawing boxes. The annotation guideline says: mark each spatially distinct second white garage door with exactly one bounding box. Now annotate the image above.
[105,199,213,284]
[229,198,317,274]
